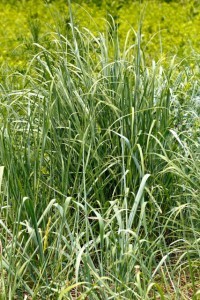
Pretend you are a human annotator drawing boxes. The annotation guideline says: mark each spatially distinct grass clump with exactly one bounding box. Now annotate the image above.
[0,8,200,300]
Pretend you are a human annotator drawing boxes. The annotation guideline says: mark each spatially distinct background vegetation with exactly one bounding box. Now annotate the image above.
[0,0,200,299]
[1,0,200,73]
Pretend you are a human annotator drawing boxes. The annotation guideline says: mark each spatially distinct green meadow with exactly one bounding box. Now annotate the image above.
[0,0,200,299]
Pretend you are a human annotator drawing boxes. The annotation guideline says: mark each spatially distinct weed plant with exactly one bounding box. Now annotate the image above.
[0,6,200,300]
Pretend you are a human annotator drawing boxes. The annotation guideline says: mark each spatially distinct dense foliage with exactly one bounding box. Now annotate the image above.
[0,1,199,299]
[1,0,200,73]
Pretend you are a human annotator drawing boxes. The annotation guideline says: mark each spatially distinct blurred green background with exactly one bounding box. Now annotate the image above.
[1,0,200,72]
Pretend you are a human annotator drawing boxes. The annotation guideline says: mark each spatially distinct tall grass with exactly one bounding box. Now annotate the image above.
[0,9,199,300]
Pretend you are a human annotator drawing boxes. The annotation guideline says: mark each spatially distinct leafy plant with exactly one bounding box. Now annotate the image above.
[0,2,199,299]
